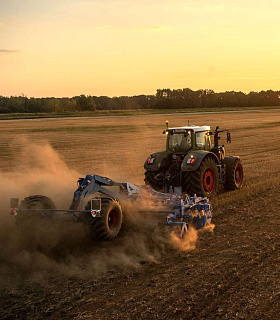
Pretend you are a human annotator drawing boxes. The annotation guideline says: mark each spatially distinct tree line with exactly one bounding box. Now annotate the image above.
[0,88,280,114]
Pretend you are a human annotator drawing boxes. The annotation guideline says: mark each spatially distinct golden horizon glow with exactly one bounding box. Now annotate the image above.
[0,0,280,98]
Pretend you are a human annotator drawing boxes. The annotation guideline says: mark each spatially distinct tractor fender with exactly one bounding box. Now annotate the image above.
[181,150,219,172]
[144,151,171,171]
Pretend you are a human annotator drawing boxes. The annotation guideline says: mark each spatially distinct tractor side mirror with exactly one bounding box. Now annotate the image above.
[227,132,231,143]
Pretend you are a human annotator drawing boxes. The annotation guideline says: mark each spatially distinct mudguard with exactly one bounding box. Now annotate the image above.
[181,150,219,172]
[144,151,171,171]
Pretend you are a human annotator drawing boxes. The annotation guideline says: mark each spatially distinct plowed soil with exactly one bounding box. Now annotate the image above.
[0,110,280,319]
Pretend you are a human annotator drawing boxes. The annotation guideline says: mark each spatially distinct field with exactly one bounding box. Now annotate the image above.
[0,110,280,319]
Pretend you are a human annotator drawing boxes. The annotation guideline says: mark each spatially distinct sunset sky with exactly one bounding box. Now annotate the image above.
[1,0,279,97]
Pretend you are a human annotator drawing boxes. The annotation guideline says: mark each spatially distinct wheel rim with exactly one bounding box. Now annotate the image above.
[235,164,243,186]
[203,169,215,194]
[108,209,119,231]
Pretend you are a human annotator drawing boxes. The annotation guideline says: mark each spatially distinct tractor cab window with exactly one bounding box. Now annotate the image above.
[196,131,211,150]
[168,133,192,153]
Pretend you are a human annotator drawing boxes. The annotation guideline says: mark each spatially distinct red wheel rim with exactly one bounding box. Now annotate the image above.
[235,165,242,186]
[108,209,119,231]
[203,169,215,194]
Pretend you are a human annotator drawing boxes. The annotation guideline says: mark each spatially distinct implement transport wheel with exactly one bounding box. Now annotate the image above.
[144,169,166,191]
[84,199,122,241]
[187,158,218,198]
[225,158,244,190]
[15,195,56,233]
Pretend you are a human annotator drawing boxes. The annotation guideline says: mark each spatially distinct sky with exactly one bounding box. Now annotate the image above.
[0,0,280,97]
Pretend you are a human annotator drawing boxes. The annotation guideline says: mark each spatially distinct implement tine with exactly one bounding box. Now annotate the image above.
[180,223,188,238]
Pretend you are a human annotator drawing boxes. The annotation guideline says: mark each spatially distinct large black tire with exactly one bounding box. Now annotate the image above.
[225,158,244,190]
[186,158,218,198]
[15,195,56,249]
[144,169,166,191]
[166,162,182,188]
[182,172,191,194]
[16,195,56,229]
[83,199,122,241]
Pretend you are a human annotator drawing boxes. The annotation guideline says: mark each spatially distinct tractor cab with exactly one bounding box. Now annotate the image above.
[165,125,211,154]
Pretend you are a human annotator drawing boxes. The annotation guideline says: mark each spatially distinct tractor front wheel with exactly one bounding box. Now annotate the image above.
[187,158,218,198]
[84,199,122,241]
[225,158,244,190]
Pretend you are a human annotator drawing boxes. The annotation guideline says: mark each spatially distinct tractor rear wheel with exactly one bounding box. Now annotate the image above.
[225,158,244,190]
[84,199,122,241]
[187,158,218,198]
[166,162,182,188]
[182,172,191,194]
[144,169,166,191]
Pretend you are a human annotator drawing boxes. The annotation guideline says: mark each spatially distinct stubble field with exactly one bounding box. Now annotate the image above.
[0,110,280,319]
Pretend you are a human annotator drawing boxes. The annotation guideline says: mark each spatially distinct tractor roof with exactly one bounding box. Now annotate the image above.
[168,125,210,133]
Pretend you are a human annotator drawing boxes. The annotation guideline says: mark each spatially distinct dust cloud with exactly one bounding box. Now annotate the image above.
[170,228,198,252]
[0,137,81,286]
[170,224,215,252]
[0,138,208,288]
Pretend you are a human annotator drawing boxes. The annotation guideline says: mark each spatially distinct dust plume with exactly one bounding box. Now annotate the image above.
[0,137,82,284]
[170,227,198,252]
[0,136,78,207]
[0,137,206,288]
[170,223,215,252]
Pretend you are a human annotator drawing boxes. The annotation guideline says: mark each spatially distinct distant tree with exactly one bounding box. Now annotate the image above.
[75,95,96,111]
[25,98,42,113]
[42,98,60,113]
[1,88,279,114]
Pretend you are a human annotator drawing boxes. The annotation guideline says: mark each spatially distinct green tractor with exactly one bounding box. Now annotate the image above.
[144,122,243,197]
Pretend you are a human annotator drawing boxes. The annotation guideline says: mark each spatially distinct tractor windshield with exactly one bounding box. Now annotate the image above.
[168,133,192,153]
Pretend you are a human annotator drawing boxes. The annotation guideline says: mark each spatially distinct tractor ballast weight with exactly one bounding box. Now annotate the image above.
[144,123,243,197]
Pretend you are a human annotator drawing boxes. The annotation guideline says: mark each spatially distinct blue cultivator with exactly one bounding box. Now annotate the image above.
[161,195,212,237]
[10,174,212,240]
